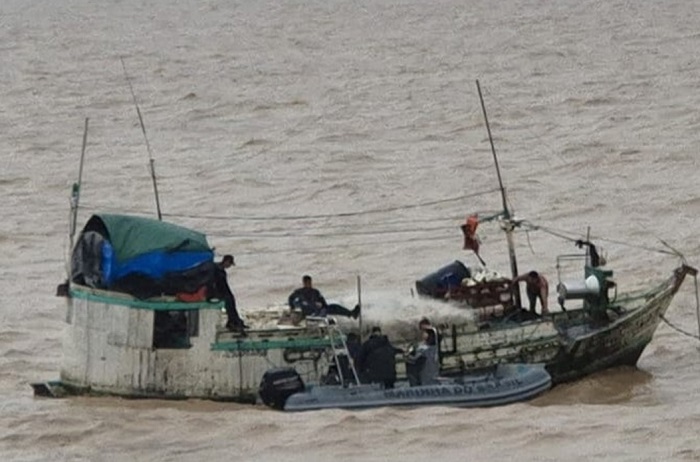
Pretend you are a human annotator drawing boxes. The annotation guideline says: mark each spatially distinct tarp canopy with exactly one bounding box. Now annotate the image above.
[94,214,210,263]
[71,214,216,298]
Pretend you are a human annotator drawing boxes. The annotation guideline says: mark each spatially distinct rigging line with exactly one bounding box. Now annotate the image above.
[521,222,581,242]
[254,209,506,230]
[225,233,458,256]
[77,202,500,231]
[205,209,503,234]
[206,224,453,239]
[659,314,700,340]
[159,188,502,221]
[522,222,678,256]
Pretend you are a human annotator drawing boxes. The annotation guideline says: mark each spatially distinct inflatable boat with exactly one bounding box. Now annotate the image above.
[260,363,551,412]
[259,318,551,412]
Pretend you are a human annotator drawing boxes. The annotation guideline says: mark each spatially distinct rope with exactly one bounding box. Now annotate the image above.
[161,189,501,221]
[79,188,499,222]
[659,314,700,340]
[76,194,683,260]
[207,225,452,239]
[522,222,677,257]
[657,273,700,342]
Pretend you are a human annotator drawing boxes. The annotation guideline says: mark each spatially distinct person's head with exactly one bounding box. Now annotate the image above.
[528,270,539,280]
[422,328,437,346]
[221,255,235,269]
[418,317,432,330]
[302,275,313,288]
[371,326,382,337]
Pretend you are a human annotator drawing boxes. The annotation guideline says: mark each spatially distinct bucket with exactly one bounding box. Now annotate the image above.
[415,260,471,299]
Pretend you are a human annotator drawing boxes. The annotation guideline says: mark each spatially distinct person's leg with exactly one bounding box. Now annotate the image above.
[224,294,246,328]
[326,303,360,318]
[526,290,537,313]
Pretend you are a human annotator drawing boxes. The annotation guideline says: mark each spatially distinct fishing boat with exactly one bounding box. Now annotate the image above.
[258,319,551,412]
[35,210,366,401]
[38,209,552,404]
[32,82,696,402]
[406,81,698,384]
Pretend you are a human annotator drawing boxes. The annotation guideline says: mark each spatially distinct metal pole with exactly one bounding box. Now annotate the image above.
[476,80,509,218]
[120,57,163,220]
[475,80,521,307]
[694,275,700,340]
[357,275,363,342]
[69,118,89,252]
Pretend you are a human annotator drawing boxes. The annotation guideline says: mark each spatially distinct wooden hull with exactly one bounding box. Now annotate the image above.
[437,264,693,384]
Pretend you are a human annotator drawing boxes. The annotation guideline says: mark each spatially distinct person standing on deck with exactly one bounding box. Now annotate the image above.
[355,327,402,389]
[211,255,248,332]
[512,271,550,315]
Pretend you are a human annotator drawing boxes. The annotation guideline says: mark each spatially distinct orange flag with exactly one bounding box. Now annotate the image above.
[460,214,480,254]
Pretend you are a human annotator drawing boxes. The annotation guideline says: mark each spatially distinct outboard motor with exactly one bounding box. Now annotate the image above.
[258,367,305,410]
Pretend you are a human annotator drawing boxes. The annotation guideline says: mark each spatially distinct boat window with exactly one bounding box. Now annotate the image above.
[153,309,199,349]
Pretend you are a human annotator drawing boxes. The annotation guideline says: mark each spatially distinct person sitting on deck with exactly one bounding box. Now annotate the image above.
[209,255,248,332]
[405,328,440,386]
[355,327,402,389]
[287,275,360,319]
[512,270,550,315]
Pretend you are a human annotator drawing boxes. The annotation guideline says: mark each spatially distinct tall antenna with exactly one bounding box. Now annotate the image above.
[475,80,521,306]
[120,56,163,221]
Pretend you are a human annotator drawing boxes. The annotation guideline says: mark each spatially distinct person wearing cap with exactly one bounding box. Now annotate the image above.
[210,254,248,332]
[287,275,360,319]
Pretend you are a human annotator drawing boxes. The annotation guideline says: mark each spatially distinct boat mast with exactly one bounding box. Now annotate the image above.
[120,57,163,221]
[69,117,89,260]
[475,80,521,307]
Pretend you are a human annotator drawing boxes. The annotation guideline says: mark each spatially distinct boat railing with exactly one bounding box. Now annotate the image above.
[306,316,361,387]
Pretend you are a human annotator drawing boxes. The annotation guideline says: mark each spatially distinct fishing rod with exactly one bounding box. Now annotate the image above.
[119,56,163,221]
[475,80,521,307]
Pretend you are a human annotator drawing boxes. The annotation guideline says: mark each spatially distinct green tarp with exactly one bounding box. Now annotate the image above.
[94,214,211,262]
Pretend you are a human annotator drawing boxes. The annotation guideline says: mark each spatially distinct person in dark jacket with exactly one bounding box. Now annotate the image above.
[345,332,361,362]
[355,327,402,389]
[287,275,360,319]
[209,255,248,332]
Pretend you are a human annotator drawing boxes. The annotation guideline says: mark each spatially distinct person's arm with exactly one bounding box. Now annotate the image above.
[540,277,549,311]
[288,289,299,309]
[315,289,328,309]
